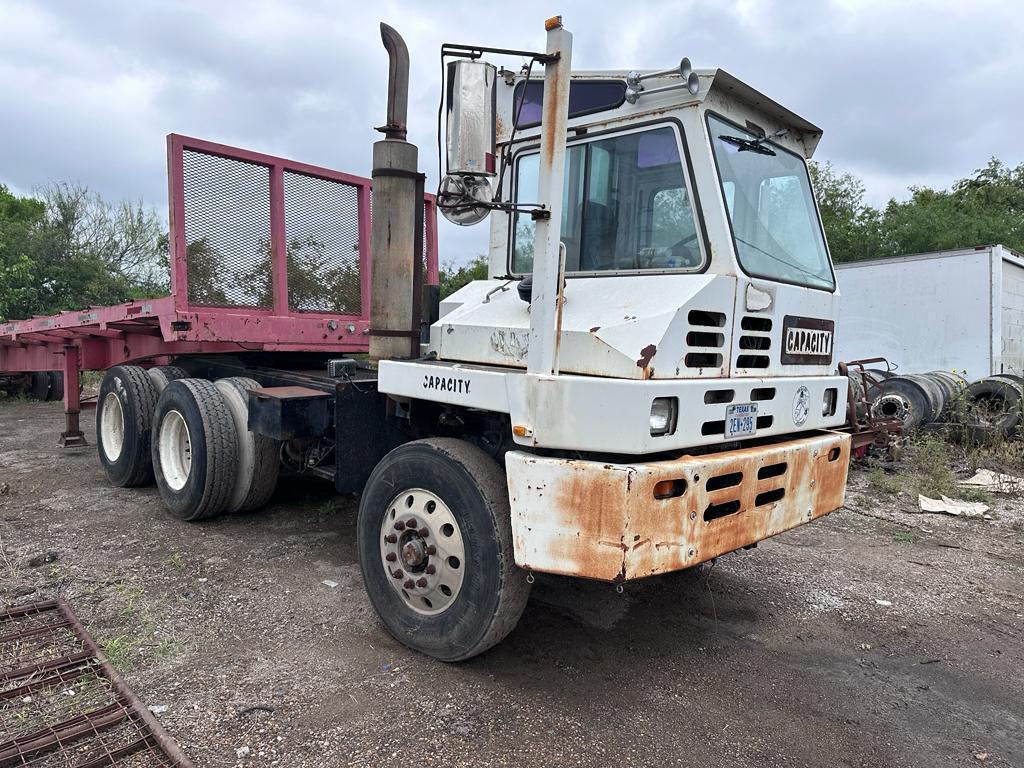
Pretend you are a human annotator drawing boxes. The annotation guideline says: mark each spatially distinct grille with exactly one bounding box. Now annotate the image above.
[702,462,789,522]
[700,415,774,437]
[284,172,362,314]
[684,310,726,369]
[182,150,272,308]
[737,316,772,369]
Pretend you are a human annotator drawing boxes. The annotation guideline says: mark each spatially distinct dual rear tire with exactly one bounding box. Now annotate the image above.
[96,366,279,519]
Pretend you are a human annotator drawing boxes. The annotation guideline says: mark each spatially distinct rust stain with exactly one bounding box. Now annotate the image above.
[541,60,564,168]
[515,431,851,582]
[636,344,657,370]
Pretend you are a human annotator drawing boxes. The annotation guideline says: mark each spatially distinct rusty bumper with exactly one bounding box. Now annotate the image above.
[506,430,850,582]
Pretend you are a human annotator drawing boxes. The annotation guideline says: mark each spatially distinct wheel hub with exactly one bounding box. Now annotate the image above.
[400,536,426,568]
[379,489,466,616]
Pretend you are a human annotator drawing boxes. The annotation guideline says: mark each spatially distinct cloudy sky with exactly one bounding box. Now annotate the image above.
[2,0,1022,265]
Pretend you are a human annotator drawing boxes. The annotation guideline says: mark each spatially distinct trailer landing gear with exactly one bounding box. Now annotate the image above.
[357,438,531,662]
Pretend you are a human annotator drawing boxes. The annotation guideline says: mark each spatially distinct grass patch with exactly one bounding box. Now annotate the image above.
[317,498,339,516]
[893,530,919,544]
[868,467,902,496]
[95,581,184,671]
[165,552,186,569]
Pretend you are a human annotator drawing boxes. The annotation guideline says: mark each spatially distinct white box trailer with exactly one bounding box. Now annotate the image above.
[835,245,1024,377]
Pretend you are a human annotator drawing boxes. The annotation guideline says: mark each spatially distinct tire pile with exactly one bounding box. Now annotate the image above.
[852,368,1024,440]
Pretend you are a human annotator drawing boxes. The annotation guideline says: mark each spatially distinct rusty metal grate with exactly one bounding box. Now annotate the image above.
[182,149,273,309]
[0,600,193,767]
[283,171,362,314]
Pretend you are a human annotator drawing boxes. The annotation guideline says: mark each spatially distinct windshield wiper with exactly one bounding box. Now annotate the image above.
[718,134,777,156]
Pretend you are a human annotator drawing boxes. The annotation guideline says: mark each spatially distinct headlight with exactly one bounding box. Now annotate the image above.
[650,397,677,436]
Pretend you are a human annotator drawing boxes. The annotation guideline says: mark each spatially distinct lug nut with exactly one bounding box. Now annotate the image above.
[407,518,419,529]
[418,527,429,538]
[385,553,397,562]
[425,565,436,575]
[392,569,404,579]
[426,545,437,555]
[393,521,405,531]
[404,579,415,589]
[384,533,398,543]
[416,577,428,588]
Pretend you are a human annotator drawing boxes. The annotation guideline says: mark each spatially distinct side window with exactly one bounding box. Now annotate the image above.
[512,126,702,274]
[512,146,584,274]
[650,188,696,249]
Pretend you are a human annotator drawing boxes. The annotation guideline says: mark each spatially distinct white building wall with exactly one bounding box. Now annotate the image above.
[835,248,994,376]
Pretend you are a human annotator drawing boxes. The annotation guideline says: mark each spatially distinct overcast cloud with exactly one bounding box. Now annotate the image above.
[2,0,1022,265]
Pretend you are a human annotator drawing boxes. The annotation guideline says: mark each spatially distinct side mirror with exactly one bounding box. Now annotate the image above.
[440,60,497,226]
[446,60,497,176]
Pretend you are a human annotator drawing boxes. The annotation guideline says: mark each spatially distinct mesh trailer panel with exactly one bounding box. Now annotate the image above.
[283,171,362,314]
[181,149,273,309]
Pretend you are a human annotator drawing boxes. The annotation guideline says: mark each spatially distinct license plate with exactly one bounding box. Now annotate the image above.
[725,403,758,438]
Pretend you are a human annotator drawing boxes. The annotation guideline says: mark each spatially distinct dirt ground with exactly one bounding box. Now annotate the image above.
[1,399,1022,768]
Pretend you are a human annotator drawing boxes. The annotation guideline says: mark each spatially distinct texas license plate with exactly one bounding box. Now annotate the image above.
[725,403,758,438]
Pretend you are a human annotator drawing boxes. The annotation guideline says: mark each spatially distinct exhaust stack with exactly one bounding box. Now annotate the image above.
[370,23,422,361]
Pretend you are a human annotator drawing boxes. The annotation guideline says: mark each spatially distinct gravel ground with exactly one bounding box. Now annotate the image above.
[1,398,1022,767]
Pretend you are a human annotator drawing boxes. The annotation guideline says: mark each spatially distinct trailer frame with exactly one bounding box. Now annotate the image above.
[0,134,439,446]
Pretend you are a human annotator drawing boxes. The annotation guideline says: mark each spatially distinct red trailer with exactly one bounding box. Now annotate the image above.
[0,134,439,446]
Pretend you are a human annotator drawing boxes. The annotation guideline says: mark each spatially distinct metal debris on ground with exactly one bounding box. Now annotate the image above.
[917,495,992,519]
[0,599,194,767]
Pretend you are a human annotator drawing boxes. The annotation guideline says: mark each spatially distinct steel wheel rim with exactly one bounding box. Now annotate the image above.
[379,488,466,616]
[159,410,192,491]
[100,392,125,462]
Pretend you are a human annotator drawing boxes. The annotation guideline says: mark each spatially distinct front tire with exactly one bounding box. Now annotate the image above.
[152,379,238,521]
[357,438,530,661]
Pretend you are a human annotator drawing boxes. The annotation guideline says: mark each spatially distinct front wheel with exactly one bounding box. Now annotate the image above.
[357,438,530,662]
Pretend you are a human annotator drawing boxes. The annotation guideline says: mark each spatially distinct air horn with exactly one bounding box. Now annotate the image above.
[625,57,700,104]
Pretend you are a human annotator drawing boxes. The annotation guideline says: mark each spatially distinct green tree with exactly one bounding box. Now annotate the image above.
[439,255,488,299]
[0,185,46,320]
[808,161,882,263]
[0,182,168,321]
[809,158,1024,263]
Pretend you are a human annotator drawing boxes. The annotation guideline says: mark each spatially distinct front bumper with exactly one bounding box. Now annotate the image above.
[506,430,850,581]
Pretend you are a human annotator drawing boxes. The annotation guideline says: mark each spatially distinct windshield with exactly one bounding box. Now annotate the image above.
[512,126,703,274]
[708,114,834,290]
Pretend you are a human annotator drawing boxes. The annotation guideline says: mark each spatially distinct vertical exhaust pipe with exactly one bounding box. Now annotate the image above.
[370,23,422,361]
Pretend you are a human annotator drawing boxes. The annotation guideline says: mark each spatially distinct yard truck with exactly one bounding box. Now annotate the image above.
[0,16,850,660]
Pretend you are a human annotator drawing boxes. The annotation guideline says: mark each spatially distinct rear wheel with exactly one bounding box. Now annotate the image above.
[28,372,50,401]
[147,365,188,394]
[96,365,160,487]
[47,371,64,402]
[357,438,530,661]
[152,379,238,521]
[215,376,280,513]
